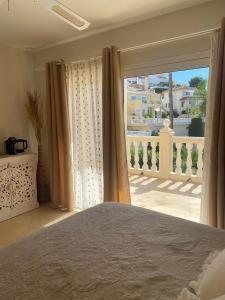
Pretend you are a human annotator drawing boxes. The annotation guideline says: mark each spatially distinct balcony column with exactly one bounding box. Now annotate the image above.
[159,119,174,179]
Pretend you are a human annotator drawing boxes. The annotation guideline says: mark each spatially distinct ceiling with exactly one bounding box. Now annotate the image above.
[0,0,212,51]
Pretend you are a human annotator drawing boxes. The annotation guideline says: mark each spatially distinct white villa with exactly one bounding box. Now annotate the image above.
[162,86,197,113]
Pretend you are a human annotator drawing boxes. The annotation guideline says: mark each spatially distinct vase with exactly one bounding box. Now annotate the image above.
[36,134,49,203]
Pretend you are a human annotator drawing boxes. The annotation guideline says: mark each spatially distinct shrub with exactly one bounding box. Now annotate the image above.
[162,111,169,118]
[188,118,204,137]
[173,110,179,118]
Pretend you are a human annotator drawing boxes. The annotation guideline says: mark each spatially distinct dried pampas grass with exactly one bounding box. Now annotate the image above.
[25,91,45,145]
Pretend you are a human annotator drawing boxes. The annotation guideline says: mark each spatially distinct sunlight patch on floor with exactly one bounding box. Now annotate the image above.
[0,203,77,247]
[130,175,201,223]
[168,181,183,190]
[157,180,173,188]
[179,183,194,192]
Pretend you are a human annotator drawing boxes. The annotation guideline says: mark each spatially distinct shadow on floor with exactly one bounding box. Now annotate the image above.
[129,175,202,197]
[129,175,201,223]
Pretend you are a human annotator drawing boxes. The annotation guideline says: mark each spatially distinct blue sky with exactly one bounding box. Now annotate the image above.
[172,67,209,85]
[127,67,210,87]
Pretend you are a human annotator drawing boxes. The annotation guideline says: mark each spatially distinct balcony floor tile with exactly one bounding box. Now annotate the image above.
[130,175,201,223]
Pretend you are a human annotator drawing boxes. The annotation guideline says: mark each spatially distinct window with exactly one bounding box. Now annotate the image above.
[141,96,147,104]
[125,66,209,137]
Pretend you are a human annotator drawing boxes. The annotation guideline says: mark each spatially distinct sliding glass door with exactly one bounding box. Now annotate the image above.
[124,67,209,223]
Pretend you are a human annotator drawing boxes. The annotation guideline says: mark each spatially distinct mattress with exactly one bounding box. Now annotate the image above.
[0,203,225,300]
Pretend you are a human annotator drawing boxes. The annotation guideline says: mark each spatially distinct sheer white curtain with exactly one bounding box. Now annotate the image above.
[67,58,103,210]
[201,30,220,224]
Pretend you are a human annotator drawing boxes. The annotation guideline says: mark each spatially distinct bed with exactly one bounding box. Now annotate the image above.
[0,203,225,300]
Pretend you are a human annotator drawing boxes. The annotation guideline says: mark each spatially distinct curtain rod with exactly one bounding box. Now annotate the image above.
[70,55,102,64]
[34,27,219,72]
[118,27,220,53]
[34,55,101,72]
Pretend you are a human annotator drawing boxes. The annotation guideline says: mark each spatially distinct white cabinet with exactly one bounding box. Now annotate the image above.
[0,153,39,222]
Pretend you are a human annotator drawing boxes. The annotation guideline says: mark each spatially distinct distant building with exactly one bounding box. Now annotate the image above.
[127,83,162,118]
[162,86,197,113]
[180,96,204,112]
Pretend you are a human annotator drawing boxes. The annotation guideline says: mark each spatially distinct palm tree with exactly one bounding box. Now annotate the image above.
[168,72,174,129]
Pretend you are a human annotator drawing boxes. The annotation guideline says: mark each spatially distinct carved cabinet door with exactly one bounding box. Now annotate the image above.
[0,155,38,222]
[0,163,13,214]
[8,159,36,210]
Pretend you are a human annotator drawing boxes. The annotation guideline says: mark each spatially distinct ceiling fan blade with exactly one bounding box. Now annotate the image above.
[39,0,90,31]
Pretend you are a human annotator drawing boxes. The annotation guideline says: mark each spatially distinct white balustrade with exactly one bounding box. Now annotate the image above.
[172,136,204,182]
[127,119,204,183]
[126,139,131,168]
[134,140,139,170]
[142,141,148,171]
[186,143,193,176]
[126,135,160,176]
[196,144,204,178]
[175,142,182,175]
[151,142,157,172]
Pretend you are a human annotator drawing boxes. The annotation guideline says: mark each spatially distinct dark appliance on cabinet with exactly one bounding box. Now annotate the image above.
[5,137,28,155]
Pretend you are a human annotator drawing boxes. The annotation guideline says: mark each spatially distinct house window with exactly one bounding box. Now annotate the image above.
[141,96,147,104]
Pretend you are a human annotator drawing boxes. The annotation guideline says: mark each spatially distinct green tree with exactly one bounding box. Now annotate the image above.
[154,80,180,94]
[189,76,204,88]
[162,111,169,118]
[188,76,207,117]
[154,82,169,94]
[168,72,174,129]
[193,79,207,116]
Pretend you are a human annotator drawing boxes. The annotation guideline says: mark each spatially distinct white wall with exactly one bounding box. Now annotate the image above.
[0,45,36,154]
[34,0,225,70]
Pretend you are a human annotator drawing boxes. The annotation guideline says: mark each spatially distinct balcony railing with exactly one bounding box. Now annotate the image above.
[127,119,204,183]
[127,116,193,126]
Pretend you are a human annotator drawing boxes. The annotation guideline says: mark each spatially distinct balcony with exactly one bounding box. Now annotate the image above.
[127,119,204,222]
[129,175,201,222]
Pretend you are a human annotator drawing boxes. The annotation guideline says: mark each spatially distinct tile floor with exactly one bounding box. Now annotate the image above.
[0,175,201,247]
[0,203,76,247]
[130,175,201,223]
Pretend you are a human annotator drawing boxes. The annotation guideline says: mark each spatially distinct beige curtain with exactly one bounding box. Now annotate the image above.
[201,30,220,224]
[102,46,131,204]
[46,62,74,211]
[207,18,225,229]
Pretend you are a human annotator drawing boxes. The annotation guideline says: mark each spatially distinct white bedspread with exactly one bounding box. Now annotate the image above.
[0,203,225,300]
